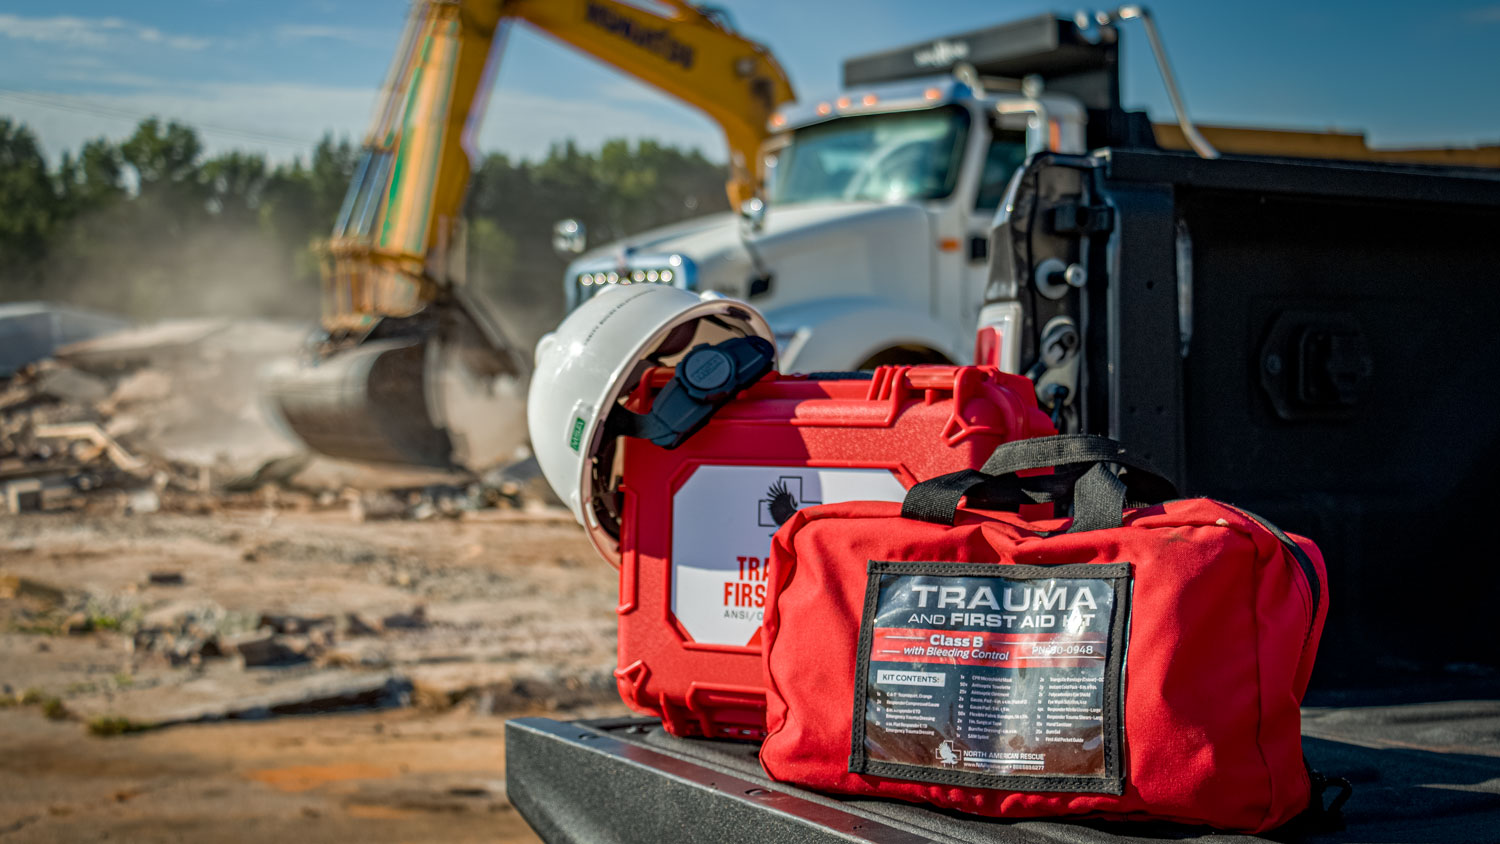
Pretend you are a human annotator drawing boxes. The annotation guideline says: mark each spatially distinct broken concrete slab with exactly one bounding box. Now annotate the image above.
[338,612,382,637]
[100,367,173,409]
[0,301,130,377]
[52,319,230,373]
[32,366,112,405]
[317,640,391,670]
[135,600,257,641]
[139,599,205,630]
[63,664,411,729]
[409,662,616,714]
[257,613,333,635]
[0,574,66,605]
[221,632,303,668]
[381,606,427,631]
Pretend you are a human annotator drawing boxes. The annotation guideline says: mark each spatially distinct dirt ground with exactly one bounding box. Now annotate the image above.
[0,509,626,843]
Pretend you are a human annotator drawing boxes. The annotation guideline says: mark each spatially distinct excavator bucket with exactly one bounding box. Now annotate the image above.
[262,311,530,472]
[263,339,454,469]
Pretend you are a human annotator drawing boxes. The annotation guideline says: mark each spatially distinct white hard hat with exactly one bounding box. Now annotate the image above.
[528,284,775,566]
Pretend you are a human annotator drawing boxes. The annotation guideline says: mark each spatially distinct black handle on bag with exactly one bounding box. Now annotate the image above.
[901,435,1179,531]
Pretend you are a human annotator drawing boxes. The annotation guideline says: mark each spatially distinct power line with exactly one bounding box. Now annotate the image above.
[0,87,321,149]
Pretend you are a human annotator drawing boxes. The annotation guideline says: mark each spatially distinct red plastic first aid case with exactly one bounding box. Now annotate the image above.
[613,365,1054,738]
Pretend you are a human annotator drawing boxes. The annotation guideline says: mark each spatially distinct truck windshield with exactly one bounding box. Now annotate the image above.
[769,106,971,205]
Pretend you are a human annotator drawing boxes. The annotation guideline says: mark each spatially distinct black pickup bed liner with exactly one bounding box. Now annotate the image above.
[507,682,1500,844]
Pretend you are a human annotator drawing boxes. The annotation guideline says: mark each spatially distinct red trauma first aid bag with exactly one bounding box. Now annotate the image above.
[614,365,1054,739]
[760,435,1330,832]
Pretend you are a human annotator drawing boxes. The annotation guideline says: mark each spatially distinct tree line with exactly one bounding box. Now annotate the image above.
[0,116,728,337]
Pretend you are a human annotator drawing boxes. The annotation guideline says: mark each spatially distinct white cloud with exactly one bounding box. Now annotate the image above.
[1465,6,1500,23]
[275,25,384,46]
[0,13,210,51]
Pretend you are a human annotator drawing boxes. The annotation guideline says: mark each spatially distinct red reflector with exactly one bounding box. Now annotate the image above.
[974,326,1002,367]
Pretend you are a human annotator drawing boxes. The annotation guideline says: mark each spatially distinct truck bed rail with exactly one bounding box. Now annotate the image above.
[507,686,1500,843]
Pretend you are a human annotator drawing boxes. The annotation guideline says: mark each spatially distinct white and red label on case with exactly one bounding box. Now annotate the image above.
[670,465,905,646]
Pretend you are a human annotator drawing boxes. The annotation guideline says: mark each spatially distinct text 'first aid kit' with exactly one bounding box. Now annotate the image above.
[760,435,1331,832]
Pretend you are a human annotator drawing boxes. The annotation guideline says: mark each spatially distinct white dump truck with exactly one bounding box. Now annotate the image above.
[561,12,1105,371]
[561,8,1497,375]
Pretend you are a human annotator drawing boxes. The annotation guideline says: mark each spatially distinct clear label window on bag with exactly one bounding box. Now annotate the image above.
[851,561,1131,795]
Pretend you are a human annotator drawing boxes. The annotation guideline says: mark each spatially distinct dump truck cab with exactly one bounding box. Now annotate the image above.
[563,14,1116,371]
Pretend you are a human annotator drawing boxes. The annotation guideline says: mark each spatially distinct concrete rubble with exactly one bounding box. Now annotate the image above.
[1,506,615,734]
[1,309,603,742]
[0,313,559,518]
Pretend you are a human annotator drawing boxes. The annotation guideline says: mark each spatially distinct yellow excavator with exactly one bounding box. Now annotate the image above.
[263,0,794,470]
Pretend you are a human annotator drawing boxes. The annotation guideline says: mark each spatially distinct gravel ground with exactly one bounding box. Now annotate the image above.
[0,508,625,843]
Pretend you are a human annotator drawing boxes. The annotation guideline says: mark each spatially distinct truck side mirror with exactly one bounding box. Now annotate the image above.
[552,219,587,258]
[739,197,766,231]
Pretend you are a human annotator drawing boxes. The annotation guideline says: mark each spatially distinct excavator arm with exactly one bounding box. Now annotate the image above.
[264,0,795,470]
[509,0,793,208]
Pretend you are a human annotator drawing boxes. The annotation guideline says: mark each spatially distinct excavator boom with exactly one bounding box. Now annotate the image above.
[263,0,795,470]
[507,0,793,208]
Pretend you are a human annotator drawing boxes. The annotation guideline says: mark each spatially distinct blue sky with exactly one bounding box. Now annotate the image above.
[1,0,1497,165]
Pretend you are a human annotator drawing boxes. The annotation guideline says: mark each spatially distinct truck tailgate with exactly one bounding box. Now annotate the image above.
[507,689,1500,843]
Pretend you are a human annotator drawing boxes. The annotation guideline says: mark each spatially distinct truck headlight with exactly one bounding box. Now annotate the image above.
[572,254,695,300]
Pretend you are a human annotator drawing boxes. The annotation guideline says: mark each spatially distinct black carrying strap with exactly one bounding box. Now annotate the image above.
[901,434,1178,531]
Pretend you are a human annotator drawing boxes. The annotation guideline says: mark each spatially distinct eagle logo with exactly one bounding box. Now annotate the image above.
[937,741,959,765]
[765,479,799,526]
[758,475,821,529]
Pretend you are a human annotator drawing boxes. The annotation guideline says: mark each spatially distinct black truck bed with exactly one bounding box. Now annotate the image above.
[507,682,1500,844]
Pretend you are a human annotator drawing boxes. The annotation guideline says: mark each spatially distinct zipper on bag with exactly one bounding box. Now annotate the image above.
[1228,507,1321,648]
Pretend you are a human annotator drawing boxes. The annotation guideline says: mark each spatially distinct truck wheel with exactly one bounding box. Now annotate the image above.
[856,345,952,369]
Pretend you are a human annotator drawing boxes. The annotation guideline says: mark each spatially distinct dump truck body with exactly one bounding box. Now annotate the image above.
[985,149,1500,681]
